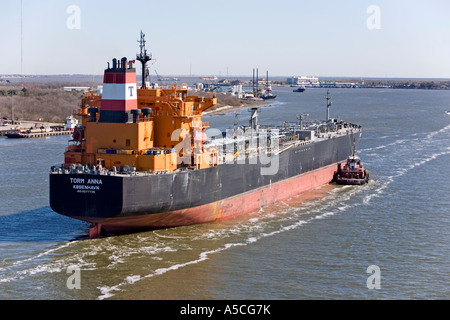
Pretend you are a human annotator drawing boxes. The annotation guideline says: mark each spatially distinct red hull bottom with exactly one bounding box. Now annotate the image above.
[87,162,343,238]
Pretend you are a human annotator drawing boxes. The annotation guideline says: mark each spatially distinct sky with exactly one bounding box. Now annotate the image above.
[0,0,449,78]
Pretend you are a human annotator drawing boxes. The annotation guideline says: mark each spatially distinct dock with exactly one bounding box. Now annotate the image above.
[6,130,73,139]
[4,130,72,139]
[0,121,73,138]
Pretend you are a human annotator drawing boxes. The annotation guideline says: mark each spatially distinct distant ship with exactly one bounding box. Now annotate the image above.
[260,71,277,100]
[200,76,218,81]
[293,86,306,93]
[260,89,277,100]
[5,132,27,139]
[49,32,362,238]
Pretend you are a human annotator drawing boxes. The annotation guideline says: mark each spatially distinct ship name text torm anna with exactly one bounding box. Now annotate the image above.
[49,31,363,238]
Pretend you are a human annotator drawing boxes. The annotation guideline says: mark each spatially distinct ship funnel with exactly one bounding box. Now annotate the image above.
[100,57,137,123]
[121,57,127,70]
[142,107,151,119]
[131,109,142,123]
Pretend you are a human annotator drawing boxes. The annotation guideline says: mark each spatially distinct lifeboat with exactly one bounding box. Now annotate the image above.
[334,154,369,185]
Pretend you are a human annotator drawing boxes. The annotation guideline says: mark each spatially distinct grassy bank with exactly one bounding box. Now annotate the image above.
[0,82,90,123]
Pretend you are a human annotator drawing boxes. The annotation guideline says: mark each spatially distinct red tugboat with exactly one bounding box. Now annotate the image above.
[334,154,369,185]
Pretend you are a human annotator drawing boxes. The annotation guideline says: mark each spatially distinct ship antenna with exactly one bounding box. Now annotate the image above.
[325,90,332,122]
[136,30,152,89]
[352,138,356,157]
[297,113,309,130]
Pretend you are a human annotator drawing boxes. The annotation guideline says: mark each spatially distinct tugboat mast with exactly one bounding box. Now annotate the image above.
[136,30,152,89]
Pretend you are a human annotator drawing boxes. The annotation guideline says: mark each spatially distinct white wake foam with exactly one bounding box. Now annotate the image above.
[96,183,370,300]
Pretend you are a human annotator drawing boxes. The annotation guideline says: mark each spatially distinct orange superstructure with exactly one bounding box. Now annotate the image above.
[64,57,217,173]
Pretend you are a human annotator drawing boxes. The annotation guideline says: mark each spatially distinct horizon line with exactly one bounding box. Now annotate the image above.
[1,74,450,81]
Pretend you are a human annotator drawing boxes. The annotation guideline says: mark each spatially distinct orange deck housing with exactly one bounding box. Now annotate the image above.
[64,58,218,173]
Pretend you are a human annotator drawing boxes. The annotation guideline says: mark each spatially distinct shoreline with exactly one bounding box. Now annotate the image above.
[204,100,276,116]
[0,120,64,136]
[0,100,272,134]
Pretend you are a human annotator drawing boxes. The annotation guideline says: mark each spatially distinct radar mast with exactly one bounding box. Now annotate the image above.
[136,30,152,89]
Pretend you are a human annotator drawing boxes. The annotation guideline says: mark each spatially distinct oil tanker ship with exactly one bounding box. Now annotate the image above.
[49,32,362,238]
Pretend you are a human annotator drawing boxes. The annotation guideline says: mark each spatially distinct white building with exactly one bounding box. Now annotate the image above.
[227,84,244,98]
[287,76,320,87]
[63,86,91,92]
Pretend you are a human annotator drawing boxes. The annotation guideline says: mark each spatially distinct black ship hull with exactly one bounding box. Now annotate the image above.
[50,131,361,237]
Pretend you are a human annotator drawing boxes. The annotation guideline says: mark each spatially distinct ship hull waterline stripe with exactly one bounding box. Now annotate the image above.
[69,161,343,238]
